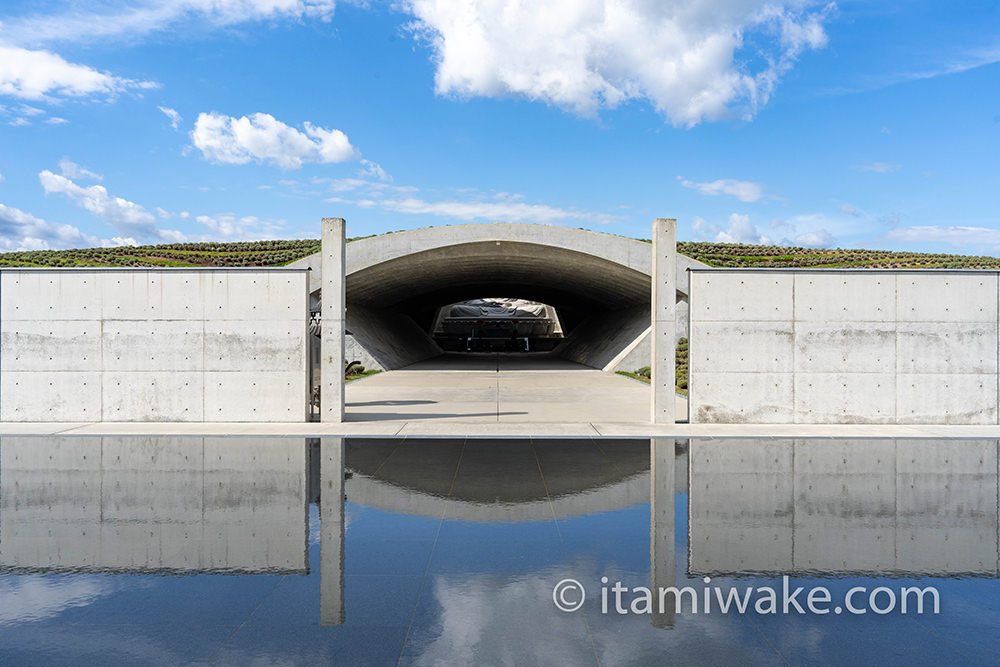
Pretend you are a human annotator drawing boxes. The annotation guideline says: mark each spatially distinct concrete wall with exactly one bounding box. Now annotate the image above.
[0,269,310,422]
[0,436,308,572]
[688,438,999,575]
[346,302,441,370]
[556,305,649,371]
[344,332,385,371]
[689,270,1000,424]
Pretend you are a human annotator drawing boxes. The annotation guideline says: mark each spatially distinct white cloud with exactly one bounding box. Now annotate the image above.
[328,190,620,225]
[0,45,155,102]
[793,229,834,247]
[323,177,373,193]
[836,43,1000,96]
[8,117,30,127]
[884,225,1000,248]
[45,116,69,124]
[195,214,282,240]
[311,176,416,195]
[38,169,185,242]
[102,236,138,247]
[1,1,338,45]
[191,112,359,169]
[404,0,833,126]
[0,201,99,250]
[773,212,844,247]
[158,106,182,129]
[713,213,771,244]
[838,203,860,217]
[853,162,900,173]
[59,158,102,181]
[358,158,390,181]
[0,172,4,182]
[692,212,837,246]
[691,215,719,240]
[679,177,767,202]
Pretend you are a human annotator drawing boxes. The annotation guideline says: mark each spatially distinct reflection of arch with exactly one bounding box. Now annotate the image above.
[347,473,649,522]
[292,224,705,370]
[343,437,662,522]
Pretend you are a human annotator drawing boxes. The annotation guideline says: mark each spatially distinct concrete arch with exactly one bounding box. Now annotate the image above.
[293,223,704,370]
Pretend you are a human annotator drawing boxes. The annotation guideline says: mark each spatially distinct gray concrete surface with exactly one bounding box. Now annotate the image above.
[342,353,670,423]
[650,437,676,628]
[688,438,1000,575]
[320,436,345,626]
[690,269,1000,424]
[651,219,676,423]
[0,269,310,422]
[321,218,346,422]
[0,436,308,572]
[555,304,649,370]
[344,301,441,370]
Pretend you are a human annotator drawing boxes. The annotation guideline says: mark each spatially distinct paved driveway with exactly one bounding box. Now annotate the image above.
[345,353,688,423]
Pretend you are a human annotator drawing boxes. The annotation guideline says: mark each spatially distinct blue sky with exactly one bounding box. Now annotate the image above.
[0,0,997,253]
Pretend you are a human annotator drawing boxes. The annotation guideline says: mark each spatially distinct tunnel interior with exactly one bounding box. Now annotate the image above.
[342,240,658,371]
[428,297,565,353]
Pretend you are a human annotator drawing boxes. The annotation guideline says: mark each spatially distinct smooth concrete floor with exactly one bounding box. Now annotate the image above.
[344,353,679,424]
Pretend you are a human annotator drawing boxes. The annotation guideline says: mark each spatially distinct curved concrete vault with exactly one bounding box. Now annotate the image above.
[292,223,704,370]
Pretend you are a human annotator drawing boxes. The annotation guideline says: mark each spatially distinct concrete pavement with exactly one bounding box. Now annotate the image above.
[344,353,681,423]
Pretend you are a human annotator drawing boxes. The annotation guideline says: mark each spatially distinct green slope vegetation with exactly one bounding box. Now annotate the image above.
[0,240,323,268]
[675,242,1000,269]
[4,237,998,269]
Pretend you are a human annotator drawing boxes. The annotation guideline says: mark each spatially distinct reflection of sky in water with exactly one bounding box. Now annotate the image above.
[0,577,122,625]
[0,436,998,664]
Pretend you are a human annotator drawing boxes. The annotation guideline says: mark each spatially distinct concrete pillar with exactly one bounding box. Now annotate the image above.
[321,218,346,423]
[320,436,345,626]
[651,218,676,423]
[650,437,675,628]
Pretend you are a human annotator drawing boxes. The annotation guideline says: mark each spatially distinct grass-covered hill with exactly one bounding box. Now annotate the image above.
[0,240,322,268]
[2,237,999,269]
[675,242,1000,269]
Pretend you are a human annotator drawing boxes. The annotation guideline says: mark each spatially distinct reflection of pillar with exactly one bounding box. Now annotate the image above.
[651,218,676,423]
[650,437,675,629]
[321,217,346,423]
[320,437,345,626]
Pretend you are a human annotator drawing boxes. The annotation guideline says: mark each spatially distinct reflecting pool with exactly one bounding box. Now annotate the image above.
[0,436,998,664]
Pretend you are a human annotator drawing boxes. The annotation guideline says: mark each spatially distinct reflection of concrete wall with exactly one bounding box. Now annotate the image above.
[688,438,1000,576]
[689,271,1000,424]
[0,437,308,573]
[0,269,309,422]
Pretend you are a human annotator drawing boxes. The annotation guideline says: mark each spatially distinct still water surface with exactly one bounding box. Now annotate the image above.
[0,436,998,665]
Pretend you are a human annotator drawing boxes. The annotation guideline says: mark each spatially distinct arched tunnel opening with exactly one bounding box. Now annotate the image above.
[337,240,670,371]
